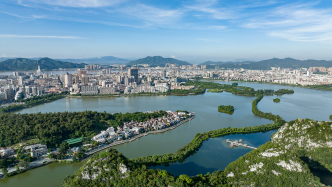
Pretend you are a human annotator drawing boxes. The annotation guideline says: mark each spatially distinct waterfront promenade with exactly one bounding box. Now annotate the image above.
[85,116,196,156]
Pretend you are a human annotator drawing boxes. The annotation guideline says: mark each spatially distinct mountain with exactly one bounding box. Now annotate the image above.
[128,56,191,67]
[225,118,331,186]
[58,56,129,65]
[201,58,332,70]
[0,58,86,71]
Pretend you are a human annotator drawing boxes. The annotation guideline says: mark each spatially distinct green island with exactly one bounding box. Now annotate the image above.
[218,105,234,115]
[273,98,281,103]
[330,115,332,120]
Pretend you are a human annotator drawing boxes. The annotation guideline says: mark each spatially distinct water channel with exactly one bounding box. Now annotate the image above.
[1,81,332,186]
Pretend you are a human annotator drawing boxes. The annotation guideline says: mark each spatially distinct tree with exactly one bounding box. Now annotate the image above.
[18,161,29,169]
[1,167,8,176]
[59,142,70,155]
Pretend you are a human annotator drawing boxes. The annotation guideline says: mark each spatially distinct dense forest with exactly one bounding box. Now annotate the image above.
[62,149,230,187]
[218,105,234,114]
[224,118,332,186]
[0,110,167,147]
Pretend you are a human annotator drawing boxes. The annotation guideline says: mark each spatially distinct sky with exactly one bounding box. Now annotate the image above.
[1,0,332,63]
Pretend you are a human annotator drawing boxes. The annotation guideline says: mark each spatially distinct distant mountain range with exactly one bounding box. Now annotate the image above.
[128,56,191,67]
[201,58,332,70]
[0,58,85,71]
[57,56,130,65]
[0,56,130,65]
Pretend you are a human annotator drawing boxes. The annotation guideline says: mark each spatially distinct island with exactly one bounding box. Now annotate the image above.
[330,115,332,120]
[218,105,234,115]
[273,98,280,103]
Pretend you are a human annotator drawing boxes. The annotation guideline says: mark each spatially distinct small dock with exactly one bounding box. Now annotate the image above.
[226,139,257,149]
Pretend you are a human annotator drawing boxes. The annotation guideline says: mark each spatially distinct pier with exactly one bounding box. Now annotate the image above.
[226,139,257,149]
[85,116,196,155]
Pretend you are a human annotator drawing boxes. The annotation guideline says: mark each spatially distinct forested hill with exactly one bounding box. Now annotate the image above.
[128,56,191,67]
[201,58,332,70]
[0,58,86,71]
[225,118,332,186]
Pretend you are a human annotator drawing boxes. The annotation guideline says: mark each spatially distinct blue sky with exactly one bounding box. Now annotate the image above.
[1,0,332,62]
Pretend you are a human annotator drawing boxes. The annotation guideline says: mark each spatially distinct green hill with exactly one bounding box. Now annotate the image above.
[225,118,331,186]
[202,58,332,70]
[128,56,191,67]
[0,58,86,71]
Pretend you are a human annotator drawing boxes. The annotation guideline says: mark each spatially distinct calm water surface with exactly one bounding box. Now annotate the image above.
[1,82,331,186]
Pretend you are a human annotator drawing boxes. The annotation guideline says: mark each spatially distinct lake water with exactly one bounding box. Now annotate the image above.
[1,81,332,186]
[150,130,277,176]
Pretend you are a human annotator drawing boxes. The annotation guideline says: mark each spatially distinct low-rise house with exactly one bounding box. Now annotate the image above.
[24,144,48,158]
[0,148,14,158]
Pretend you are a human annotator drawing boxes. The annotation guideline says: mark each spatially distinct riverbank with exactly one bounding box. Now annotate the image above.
[202,78,332,91]
[84,116,196,157]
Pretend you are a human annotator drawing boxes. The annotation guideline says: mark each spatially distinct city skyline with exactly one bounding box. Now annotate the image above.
[1,0,332,62]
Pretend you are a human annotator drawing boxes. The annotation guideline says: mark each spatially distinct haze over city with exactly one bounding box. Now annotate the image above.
[1,0,332,62]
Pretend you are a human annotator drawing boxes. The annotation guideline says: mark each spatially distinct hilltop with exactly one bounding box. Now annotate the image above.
[0,58,85,71]
[128,56,191,67]
[225,118,332,186]
[202,58,332,70]
[62,149,228,186]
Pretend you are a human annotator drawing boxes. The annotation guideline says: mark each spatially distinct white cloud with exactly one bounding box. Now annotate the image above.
[171,55,176,58]
[0,34,82,39]
[27,0,122,8]
[119,4,183,26]
[1,54,7,58]
[242,3,332,42]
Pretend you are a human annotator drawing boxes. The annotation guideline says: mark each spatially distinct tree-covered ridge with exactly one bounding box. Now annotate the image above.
[128,56,191,67]
[224,118,332,186]
[218,105,234,114]
[184,81,294,97]
[224,141,323,187]
[62,149,230,187]
[0,110,167,147]
[0,57,85,71]
[272,119,332,172]
[201,58,332,70]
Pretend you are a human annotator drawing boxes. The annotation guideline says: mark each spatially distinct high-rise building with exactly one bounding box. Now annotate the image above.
[82,75,89,85]
[161,70,166,79]
[128,68,138,83]
[18,76,23,86]
[77,69,87,76]
[43,73,48,78]
[37,65,41,75]
[75,75,80,84]
[32,87,38,95]
[64,73,72,88]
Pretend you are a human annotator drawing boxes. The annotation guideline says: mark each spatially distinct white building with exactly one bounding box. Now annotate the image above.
[64,73,72,88]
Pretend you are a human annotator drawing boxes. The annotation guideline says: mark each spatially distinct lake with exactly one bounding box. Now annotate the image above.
[1,81,332,186]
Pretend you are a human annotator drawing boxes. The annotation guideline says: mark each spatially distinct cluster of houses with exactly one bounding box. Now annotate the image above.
[23,144,48,158]
[91,111,192,144]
